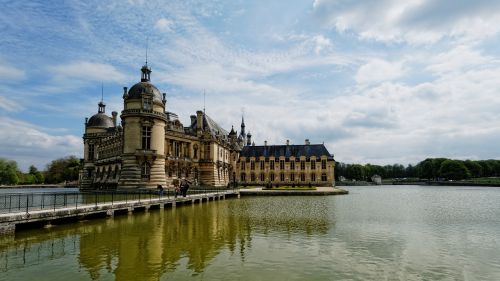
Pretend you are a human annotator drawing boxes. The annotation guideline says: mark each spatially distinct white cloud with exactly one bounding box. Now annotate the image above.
[49,61,127,83]
[0,96,24,112]
[355,59,405,84]
[0,61,25,81]
[0,117,82,171]
[313,0,500,44]
[155,18,174,32]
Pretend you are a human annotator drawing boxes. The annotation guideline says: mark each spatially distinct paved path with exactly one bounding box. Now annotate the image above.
[239,186,348,196]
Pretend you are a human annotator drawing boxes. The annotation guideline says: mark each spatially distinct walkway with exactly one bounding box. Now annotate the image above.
[0,190,238,235]
[239,186,348,196]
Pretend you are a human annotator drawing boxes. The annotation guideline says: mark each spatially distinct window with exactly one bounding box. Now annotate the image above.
[280,160,285,170]
[193,145,198,159]
[260,160,265,170]
[290,161,295,170]
[241,161,246,170]
[260,173,265,182]
[88,144,94,161]
[141,126,151,150]
[300,161,305,170]
[280,173,285,182]
[311,160,316,170]
[143,97,152,110]
[322,160,327,170]
[241,173,246,182]
[270,160,275,170]
[204,144,210,160]
[251,173,255,182]
[300,173,305,182]
[290,173,295,181]
[251,160,255,170]
[270,173,275,182]
[321,173,327,181]
[141,162,151,180]
[311,173,316,182]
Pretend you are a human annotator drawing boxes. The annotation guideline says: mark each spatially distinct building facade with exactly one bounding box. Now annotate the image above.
[80,64,245,189]
[237,140,335,187]
[79,64,335,189]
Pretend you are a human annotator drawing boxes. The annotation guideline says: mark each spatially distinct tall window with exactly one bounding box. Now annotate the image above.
[311,173,316,182]
[290,161,295,170]
[300,173,305,182]
[241,173,246,182]
[88,144,95,161]
[260,160,265,170]
[270,160,275,170]
[300,161,305,170]
[280,160,285,170]
[250,160,255,170]
[204,144,210,160]
[280,173,285,181]
[251,173,255,182]
[142,126,151,150]
[321,173,327,181]
[260,173,265,182]
[311,160,316,170]
[141,162,151,180]
[290,173,295,181]
[322,160,327,169]
[270,173,275,182]
[241,161,246,170]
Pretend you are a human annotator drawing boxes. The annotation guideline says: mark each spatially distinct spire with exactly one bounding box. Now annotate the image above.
[98,83,105,113]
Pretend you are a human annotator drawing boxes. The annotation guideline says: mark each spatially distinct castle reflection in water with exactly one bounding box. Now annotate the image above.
[0,198,331,280]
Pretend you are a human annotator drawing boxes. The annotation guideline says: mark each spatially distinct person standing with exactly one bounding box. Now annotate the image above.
[157,184,164,197]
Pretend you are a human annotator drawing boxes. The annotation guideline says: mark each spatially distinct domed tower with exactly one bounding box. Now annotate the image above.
[119,64,167,188]
[81,101,116,189]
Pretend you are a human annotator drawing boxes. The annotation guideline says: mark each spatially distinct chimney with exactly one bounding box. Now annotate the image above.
[305,139,310,145]
[196,110,204,131]
[286,139,290,145]
[190,115,196,125]
[264,140,267,146]
[246,132,252,146]
[112,111,118,127]
[122,87,128,99]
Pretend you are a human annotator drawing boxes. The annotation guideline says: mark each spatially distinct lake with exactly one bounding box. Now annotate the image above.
[1,185,500,280]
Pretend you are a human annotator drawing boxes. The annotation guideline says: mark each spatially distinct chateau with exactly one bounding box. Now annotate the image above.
[79,64,335,189]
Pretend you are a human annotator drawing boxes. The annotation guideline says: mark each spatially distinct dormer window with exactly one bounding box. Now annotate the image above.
[143,97,152,110]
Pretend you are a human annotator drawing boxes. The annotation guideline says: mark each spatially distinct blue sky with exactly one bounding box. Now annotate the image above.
[1,0,500,171]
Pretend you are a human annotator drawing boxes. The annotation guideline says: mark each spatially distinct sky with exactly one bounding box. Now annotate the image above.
[1,0,500,171]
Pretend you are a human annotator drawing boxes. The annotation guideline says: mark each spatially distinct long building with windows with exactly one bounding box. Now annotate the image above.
[237,140,335,187]
[79,63,335,189]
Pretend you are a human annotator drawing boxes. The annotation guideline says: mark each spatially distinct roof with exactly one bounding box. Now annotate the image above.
[87,113,114,128]
[127,81,163,103]
[240,144,334,159]
[190,113,229,137]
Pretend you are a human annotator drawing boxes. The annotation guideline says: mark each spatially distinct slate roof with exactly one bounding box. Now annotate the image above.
[240,144,334,159]
[189,113,229,138]
[87,113,114,128]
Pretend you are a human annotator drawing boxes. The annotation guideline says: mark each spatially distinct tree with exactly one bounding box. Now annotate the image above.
[29,165,45,184]
[45,156,81,184]
[0,158,20,185]
[464,160,482,178]
[439,160,470,180]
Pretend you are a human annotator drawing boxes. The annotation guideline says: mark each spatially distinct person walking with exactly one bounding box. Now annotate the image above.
[157,184,164,198]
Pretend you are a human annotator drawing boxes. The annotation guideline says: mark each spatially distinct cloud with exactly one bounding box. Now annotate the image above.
[0,117,82,171]
[155,18,174,32]
[313,0,500,44]
[0,61,26,81]
[355,59,405,84]
[0,96,24,112]
[49,61,127,83]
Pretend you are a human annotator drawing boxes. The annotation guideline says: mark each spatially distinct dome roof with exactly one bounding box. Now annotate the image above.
[87,113,114,128]
[127,81,163,103]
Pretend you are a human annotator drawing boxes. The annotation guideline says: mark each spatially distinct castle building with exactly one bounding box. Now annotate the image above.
[79,64,335,189]
[237,139,335,187]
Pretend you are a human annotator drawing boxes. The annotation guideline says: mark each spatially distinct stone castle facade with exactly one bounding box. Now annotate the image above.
[79,64,335,189]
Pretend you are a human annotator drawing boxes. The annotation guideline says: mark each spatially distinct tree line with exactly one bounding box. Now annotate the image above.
[0,156,80,185]
[335,158,500,181]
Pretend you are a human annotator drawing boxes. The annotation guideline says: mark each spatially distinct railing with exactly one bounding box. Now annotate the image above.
[0,186,239,215]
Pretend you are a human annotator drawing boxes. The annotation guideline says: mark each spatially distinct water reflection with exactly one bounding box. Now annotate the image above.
[0,197,333,280]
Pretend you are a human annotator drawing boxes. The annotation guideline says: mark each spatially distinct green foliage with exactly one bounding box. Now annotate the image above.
[0,158,20,185]
[439,160,471,180]
[44,156,81,184]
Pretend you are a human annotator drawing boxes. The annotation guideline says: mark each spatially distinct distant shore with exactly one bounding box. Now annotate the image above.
[336,180,500,187]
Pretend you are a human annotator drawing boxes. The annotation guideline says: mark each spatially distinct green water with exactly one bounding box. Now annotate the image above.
[1,185,500,280]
